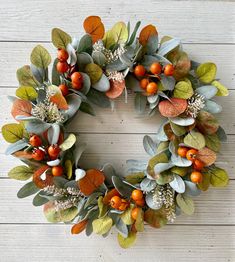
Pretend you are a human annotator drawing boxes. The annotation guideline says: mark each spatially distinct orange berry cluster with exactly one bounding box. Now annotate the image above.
[29,134,63,177]
[110,195,129,211]
[134,63,174,95]
[177,147,204,183]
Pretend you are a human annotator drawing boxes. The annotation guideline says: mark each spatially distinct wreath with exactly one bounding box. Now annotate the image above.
[2,16,229,248]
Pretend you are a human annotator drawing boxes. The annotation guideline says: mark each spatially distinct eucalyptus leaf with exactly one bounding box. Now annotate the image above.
[184,181,201,197]
[158,38,180,56]
[92,51,106,66]
[216,126,227,142]
[143,135,156,156]
[160,75,175,91]
[169,174,185,193]
[145,191,163,210]
[77,52,93,71]
[176,193,195,215]
[112,176,134,198]
[92,74,110,92]
[51,28,72,49]
[204,100,222,114]
[87,89,111,108]
[63,93,82,119]
[16,86,38,101]
[183,131,205,150]
[196,85,217,99]
[92,216,113,235]
[77,34,92,54]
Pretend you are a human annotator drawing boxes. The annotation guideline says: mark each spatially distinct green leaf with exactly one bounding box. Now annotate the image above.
[92,51,106,67]
[79,102,95,116]
[77,34,93,53]
[143,135,156,156]
[52,58,61,86]
[92,216,113,235]
[173,78,193,99]
[171,166,189,177]
[198,173,211,191]
[17,181,39,198]
[30,45,52,69]
[87,88,111,108]
[210,167,229,187]
[98,196,108,218]
[2,123,24,143]
[205,134,221,152]
[170,121,186,136]
[17,65,39,87]
[8,165,34,181]
[127,21,141,46]
[51,28,72,49]
[125,172,145,184]
[195,62,217,84]
[121,207,134,225]
[112,176,134,198]
[16,86,38,101]
[135,93,147,114]
[33,191,49,206]
[212,80,229,96]
[144,208,167,228]
[176,193,195,215]
[183,131,205,150]
[111,22,128,44]
[118,232,136,249]
[84,63,102,84]
[59,134,76,151]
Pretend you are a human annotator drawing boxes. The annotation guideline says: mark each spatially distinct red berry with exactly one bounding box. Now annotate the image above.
[57,49,69,62]
[29,135,42,147]
[32,149,45,161]
[56,61,69,73]
[48,144,61,159]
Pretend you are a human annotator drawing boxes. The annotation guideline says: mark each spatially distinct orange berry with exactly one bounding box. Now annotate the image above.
[110,196,122,209]
[193,159,205,171]
[131,207,141,220]
[57,49,69,62]
[59,84,69,96]
[146,82,158,95]
[32,149,45,161]
[29,135,42,147]
[103,188,120,205]
[140,78,149,90]
[186,149,198,162]
[150,62,162,75]
[56,61,69,73]
[134,65,146,77]
[71,72,83,90]
[164,64,174,76]
[135,198,145,207]
[131,189,144,201]
[177,147,188,158]
[118,199,129,211]
[52,166,63,177]
[190,171,203,183]
[48,144,61,159]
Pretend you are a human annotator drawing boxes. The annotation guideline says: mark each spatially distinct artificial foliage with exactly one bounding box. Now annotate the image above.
[2,16,229,248]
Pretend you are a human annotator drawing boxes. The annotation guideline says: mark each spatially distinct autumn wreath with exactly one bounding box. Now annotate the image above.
[2,16,229,248]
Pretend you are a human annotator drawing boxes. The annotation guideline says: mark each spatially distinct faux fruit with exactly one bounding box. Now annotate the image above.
[118,199,129,211]
[103,188,120,205]
[57,49,69,62]
[190,171,203,183]
[29,135,42,147]
[146,82,158,95]
[140,78,149,90]
[186,149,198,162]
[59,84,69,96]
[135,198,145,207]
[56,61,69,73]
[32,149,45,161]
[110,196,122,209]
[52,166,63,177]
[193,159,204,171]
[71,72,83,90]
[131,189,144,201]
[134,65,146,77]
[177,147,188,158]
[150,62,162,75]
[48,144,61,159]
[164,64,174,76]
[131,207,141,220]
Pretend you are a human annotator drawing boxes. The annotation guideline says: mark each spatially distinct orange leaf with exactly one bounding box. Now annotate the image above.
[11,99,32,120]
[50,93,68,110]
[196,147,217,166]
[71,219,88,234]
[78,169,105,196]
[13,151,32,159]
[105,79,125,99]
[139,24,158,46]
[163,123,176,141]
[158,98,187,118]
[33,165,54,189]
[103,188,120,205]
[83,16,105,43]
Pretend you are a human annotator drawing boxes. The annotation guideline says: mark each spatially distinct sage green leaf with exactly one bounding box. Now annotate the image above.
[176,193,194,215]
[195,85,217,99]
[127,21,141,46]
[198,173,211,191]
[33,192,49,206]
[210,167,229,187]
[140,178,156,192]
[205,134,221,152]
[183,131,205,150]
[114,216,128,238]
[184,181,201,197]
[5,140,28,155]
[170,117,195,127]
[92,216,113,235]
[110,22,128,44]
[170,121,186,136]
[204,100,222,114]
[84,63,102,84]
[155,170,174,185]
[30,45,51,69]
[25,119,51,135]
[135,209,144,232]
[92,73,110,92]
[216,126,227,142]
[171,166,189,177]
[148,152,168,169]
[79,102,95,116]
[118,232,137,249]
[143,135,156,156]
[125,172,145,184]
[92,51,106,66]
[77,34,92,53]
[8,165,34,181]
[52,58,60,86]
[121,207,134,225]
[195,62,217,84]
[77,52,93,71]
[135,93,147,114]
[169,175,185,193]
[16,86,38,101]
[59,134,76,151]
[51,28,72,49]
[98,196,108,218]
[2,123,24,143]
[173,79,193,99]
[112,176,134,197]
[212,80,229,96]
[17,181,39,198]
[17,65,39,87]
[103,30,115,49]
[87,88,111,108]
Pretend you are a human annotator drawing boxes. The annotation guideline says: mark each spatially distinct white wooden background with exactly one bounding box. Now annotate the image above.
[0,0,235,261]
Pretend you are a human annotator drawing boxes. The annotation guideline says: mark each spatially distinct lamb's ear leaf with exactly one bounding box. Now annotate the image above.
[17,181,39,198]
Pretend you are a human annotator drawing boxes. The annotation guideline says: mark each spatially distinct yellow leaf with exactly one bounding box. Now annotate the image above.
[65,159,73,179]
[117,232,137,249]
[2,123,24,143]
[212,80,229,96]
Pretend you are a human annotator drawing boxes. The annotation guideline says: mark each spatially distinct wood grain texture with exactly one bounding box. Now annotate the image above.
[0,0,234,43]
[0,0,235,261]
[0,42,234,88]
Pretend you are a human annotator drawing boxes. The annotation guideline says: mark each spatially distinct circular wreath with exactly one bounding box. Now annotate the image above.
[2,16,229,248]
